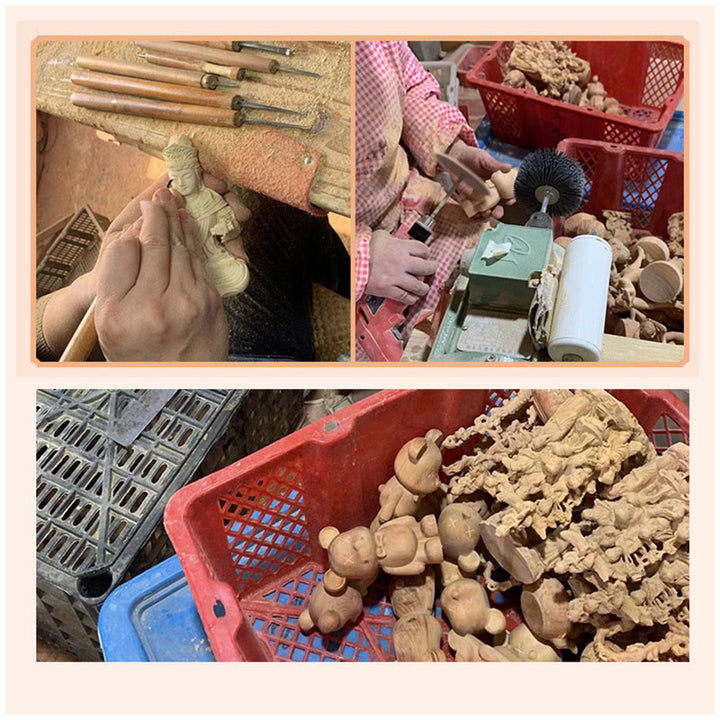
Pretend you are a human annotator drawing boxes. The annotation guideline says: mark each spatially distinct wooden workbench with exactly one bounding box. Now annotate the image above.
[35,40,351,216]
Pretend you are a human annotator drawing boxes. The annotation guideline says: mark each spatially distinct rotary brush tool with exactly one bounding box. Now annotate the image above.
[430,148,614,362]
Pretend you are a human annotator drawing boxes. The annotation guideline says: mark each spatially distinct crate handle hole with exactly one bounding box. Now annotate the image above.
[213,600,226,618]
[77,568,113,600]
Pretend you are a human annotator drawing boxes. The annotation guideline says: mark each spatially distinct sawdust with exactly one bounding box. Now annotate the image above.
[35,39,350,215]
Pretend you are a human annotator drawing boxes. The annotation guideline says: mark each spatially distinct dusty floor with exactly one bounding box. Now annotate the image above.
[36,113,163,258]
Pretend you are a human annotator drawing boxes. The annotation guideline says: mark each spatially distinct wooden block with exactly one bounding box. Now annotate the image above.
[639,260,683,303]
[601,333,684,362]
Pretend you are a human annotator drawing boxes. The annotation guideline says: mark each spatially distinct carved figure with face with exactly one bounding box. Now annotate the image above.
[163,135,248,297]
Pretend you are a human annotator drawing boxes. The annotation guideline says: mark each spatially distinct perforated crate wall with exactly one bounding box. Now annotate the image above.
[556,139,683,238]
[36,206,105,297]
[36,389,303,660]
[466,41,684,149]
[166,389,688,662]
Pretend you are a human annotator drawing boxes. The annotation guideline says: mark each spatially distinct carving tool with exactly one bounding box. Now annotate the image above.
[136,41,320,77]
[187,40,293,56]
[76,55,226,90]
[107,390,177,446]
[358,149,598,362]
[71,69,300,115]
[232,41,292,56]
[71,91,311,130]
[59,299,97,362]
[427,149,609,362]
[137,51,246,83]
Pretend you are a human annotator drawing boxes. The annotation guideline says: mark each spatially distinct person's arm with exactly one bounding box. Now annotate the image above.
[355,222,372,298]
[37,273,96,360]
[399,43,477,177]
[37,175,171,359]
[37,173,249,361]
[398,44,511,197]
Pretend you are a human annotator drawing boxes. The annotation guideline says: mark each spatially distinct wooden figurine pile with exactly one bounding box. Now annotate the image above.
[502,41,624,116]
[556,211,684,345]
[300,390,689,662]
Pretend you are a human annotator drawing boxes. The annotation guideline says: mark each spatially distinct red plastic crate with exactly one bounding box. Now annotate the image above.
[164,389,689,662]
[466,41,684,148]
[556,138,684,237]
[455,43,492,87]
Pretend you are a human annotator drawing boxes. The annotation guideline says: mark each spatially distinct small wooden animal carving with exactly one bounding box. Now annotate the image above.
[375,430,444,526]
[319,515,443,594]
[374,515,444,575]
[440,578,506,637]
[438,504,482,573]
[298,580,363,635]
[448,623,561,662]
[390,568,435,618]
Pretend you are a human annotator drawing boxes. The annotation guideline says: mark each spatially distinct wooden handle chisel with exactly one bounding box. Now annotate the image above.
[76,55,221,90]
[137,51,246,82]
[71,69,300,115]
[71,90,311,130]
[71,69,237,110]
[137,41,319,77]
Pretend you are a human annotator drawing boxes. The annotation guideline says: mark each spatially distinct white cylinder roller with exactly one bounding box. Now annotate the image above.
[548,234,612,362]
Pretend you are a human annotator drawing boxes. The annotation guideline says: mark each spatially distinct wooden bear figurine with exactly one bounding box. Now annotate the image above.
[319,515,444,594]
[298,579,363,635]
[375,429,444,526]
[440,578,506,637]
[438,504,483,574]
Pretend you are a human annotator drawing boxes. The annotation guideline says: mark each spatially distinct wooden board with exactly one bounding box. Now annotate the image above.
[600,333,684,362]
[400,328,684,363]
[35,40,351,216]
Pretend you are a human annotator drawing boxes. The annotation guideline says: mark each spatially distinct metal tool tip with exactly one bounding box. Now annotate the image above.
[278,66,321,78]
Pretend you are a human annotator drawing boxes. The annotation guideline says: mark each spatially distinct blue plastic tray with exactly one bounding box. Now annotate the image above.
[475,110,685,166]
[98,555,214,662]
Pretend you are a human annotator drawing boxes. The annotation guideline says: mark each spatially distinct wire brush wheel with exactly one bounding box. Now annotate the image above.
[514,149,585,216]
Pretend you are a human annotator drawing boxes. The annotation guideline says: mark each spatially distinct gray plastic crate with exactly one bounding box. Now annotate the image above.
[36,206,106,297]
[36,389,303,660]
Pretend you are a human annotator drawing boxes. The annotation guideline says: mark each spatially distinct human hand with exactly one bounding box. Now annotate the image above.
[445,140,514,220]
[94,187,229,361]
[365,229,437,305]
[446,140,512,190]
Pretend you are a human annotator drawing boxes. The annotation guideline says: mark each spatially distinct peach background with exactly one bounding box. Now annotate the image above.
[7,4,714,717]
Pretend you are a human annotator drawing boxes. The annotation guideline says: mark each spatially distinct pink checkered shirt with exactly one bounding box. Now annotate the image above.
[355,41,480,356]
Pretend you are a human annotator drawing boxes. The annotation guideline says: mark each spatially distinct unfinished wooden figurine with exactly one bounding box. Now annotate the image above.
[390,568,436,618]
[393,613,445,662]
[440,578,506,637]
[438,504,483,575]
[163,134,249,297]
[448,623,562,662]
[374,430,444,526]
[298,580,363,635]
[445,391,655,540]
[390,568,444,661]
[521,578,576,651]
[319,515,444,594]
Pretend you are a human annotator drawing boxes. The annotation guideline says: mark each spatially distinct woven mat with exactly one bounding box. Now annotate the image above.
[312,283,350,361]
